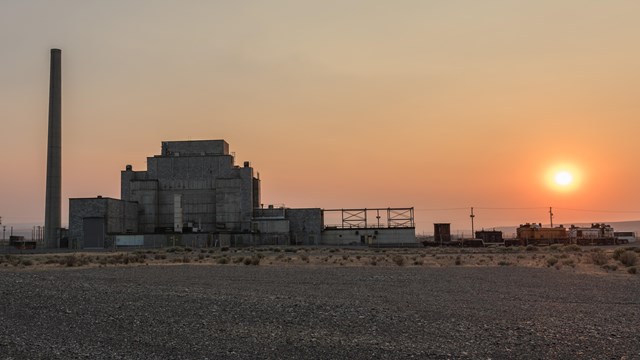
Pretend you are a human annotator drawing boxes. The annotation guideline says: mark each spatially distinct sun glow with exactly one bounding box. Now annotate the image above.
[545,164,582,192]
[554,171,573,186]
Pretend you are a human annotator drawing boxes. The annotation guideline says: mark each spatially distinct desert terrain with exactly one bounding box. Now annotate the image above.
[0,245,638,359]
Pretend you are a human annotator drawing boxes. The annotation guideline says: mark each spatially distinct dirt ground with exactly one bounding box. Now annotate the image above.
[1,262,639,359]
[1,244,639,275]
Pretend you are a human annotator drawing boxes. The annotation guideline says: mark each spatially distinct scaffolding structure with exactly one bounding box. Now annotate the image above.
[322,208,414,229]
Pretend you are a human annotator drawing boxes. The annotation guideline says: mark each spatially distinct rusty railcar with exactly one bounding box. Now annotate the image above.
[514,223,569,246]
[569,224,617,245]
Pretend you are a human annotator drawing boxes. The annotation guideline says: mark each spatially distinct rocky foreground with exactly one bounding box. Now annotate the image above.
[0,265,638,359]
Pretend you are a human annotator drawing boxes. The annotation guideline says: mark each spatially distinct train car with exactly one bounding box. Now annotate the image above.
[613,231,635,244]
[9,235,37,250]
[569,224,616,246]
[515,223,569,246]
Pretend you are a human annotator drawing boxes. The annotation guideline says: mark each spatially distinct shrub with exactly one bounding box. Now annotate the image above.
[217,257,229,264]
[562,259,576,268]
[454,256,462,266]
[563,244,581,252]
[233,256,245,264]
[628,266,638,274]
[549,244,562,251]
[241,255,261,266]
[525,245,539,252]
[5,256,19,267]
[21,259,33,266]
[602,264,618,271]
[392,255,405,266]
[498,260,511,266]
[590,251,608,266]
[220,247,229,252]
[413,259,424,266]
[64,255,77,267]
[300,254,309,262]
[154,253,167,260]
[613,248,626,260]
[618,251,637,267]
[546,257,559,267]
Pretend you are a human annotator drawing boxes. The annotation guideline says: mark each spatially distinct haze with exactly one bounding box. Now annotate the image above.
[2,0,640,233]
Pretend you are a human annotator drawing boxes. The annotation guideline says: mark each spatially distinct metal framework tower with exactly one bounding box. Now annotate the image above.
[44,49,62,248]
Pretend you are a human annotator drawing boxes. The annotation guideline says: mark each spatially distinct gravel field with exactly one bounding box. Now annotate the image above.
[0,265,638,359]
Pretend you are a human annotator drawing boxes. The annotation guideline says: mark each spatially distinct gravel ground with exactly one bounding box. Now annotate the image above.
[0,265,638,359]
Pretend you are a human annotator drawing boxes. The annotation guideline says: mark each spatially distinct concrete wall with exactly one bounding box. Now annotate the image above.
[128,180,159,233]
[69,197,138,248]
[321,228,416,246]
[162,140,229,156]
[286,208,323,245]
[252,219,290,234]
[121,141,259,234]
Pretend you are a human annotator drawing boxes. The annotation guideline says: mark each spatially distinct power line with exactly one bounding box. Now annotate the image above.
[414,208,467,211]
[554,207,640,214]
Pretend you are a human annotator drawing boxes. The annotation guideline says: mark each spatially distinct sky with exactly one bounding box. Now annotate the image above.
[2,0,640,234]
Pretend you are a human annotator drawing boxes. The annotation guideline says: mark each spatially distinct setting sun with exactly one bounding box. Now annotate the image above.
[555,171,573,186]
[545,164,582,192]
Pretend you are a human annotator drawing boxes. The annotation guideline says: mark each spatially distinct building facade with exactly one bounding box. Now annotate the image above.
[120,140,259,234]
[68,139,416,248]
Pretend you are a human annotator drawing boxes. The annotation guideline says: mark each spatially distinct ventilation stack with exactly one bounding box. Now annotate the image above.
[44,48,62,248]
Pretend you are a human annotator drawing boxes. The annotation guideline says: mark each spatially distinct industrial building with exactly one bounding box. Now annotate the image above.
[69,140,415,248]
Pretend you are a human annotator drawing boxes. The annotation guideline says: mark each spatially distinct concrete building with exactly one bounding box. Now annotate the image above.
[68,140,415,248]
[69,197,138,248]
[321,208,416,246]
[252,207,323,245]
[120,140,259,237]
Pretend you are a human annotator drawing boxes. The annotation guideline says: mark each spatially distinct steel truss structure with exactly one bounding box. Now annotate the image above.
[323,208,414,229]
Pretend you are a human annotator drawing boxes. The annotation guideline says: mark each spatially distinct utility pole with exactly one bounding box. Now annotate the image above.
[549,207,554,228]
[470,207,475,239]
[0,216,3,245]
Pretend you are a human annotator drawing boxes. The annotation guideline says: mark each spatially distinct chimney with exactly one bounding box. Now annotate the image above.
[44,49,62,248]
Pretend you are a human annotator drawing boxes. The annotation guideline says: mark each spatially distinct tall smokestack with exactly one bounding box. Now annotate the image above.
[44,48,61,248]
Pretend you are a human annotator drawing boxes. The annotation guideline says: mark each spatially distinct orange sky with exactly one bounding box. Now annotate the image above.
[2,1,640,233]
